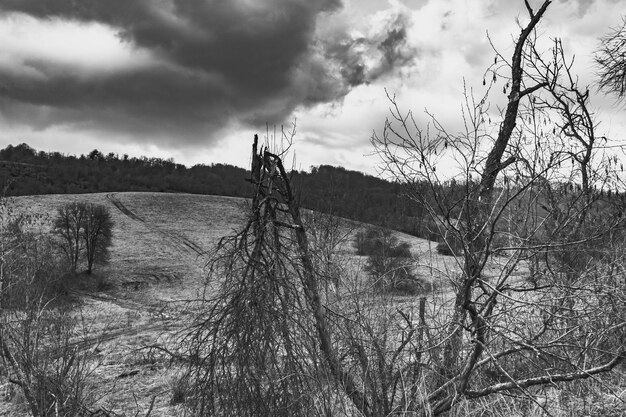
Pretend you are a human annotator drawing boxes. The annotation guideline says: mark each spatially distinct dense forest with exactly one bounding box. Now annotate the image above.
[0,143,430,238]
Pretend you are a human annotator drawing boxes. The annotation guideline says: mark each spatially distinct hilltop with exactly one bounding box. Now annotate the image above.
[0,143,428,238]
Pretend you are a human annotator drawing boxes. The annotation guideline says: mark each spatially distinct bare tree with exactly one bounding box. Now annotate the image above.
[81,203,113,275]
[54,202,86,272]
[184,130,337,416]
[371,0,624,414]
[0,196,97,417]
[596,17,626,101]
[53,202,113,275]
[182,3,624,416]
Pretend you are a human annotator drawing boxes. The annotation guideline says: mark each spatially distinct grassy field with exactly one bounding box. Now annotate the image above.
[0,192,253,416]
[1,192,446,416]
[3,192,620,416]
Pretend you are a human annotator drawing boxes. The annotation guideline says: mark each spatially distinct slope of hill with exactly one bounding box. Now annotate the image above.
[3,191,622,416]
[1,191,444,416]
[0,143,430,240]
[1,192,250,416]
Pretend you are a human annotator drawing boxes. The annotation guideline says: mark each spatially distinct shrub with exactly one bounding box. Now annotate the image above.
[355,227,423,295]
[354,227,412,258]
[435,234,464,256]
[436,241,454,256]
[25,314,94,417]
[170,372,190,405]
[1,197,96,417]
[0,213,74,309]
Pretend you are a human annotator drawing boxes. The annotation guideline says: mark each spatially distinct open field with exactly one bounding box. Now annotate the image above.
[0,192,252,416]
[1,192,622,416]
[1,192,451,416]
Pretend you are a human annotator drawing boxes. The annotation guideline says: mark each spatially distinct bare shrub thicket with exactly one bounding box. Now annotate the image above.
[0,195,97,416]
[355,227,422,295]
[182,1,624,416]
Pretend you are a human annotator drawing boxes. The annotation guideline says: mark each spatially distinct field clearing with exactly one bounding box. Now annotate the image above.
[1,191,535,416]
[2,192,251,416]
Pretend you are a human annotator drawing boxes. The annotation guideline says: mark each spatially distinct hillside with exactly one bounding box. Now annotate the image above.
[1,191,444,416]
[0,143,428,239]
[2,189,624,416]
[2,149,624,416]
[0,192,250,415]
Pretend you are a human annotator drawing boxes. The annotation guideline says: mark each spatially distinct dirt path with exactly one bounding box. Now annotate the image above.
[48,318,174,360]
[71,289,153,311]
[106,193,205,256]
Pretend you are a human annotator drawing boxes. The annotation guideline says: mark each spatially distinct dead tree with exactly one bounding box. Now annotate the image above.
[183,132,370,416]
[596,17,626,102]
[183,7,625,412]
[372,0,624,414]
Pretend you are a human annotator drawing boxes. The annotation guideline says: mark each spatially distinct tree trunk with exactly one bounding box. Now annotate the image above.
[437,1,552,411]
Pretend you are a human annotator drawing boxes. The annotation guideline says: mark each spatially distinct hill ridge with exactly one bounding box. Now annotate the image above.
[0,142,425,239]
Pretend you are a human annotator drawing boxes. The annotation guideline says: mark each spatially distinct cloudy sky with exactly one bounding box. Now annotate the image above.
[0,0,624,174]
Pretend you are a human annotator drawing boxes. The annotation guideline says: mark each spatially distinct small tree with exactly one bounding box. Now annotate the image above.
[53,202,113,275]
[53,202,86,272]
[1,195,96,417]
[81,203,113,275]
[355,227,420,295]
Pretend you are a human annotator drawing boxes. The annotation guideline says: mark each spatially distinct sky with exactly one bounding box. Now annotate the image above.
[0,0,624,175]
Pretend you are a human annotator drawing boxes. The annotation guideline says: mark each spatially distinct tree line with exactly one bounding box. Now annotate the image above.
[3,143,623,250]
[0,144,249,197]
[0,143,432,238]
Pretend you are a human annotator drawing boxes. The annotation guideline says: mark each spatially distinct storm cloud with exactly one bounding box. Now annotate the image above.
[0,0,418,148]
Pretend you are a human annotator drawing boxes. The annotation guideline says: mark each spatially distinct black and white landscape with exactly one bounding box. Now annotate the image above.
[0,1,625,416]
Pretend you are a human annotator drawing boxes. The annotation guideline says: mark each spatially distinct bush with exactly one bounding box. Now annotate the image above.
[170,372,191,405]
[0,213,75,309]
[385,275,424,295]
[435,241,454,256]
[435,234,464,256]
[1,198,96,416]
[354,227,422,295]
[0,283,96,417]
[23,313,94,417]
[355,227,412,258]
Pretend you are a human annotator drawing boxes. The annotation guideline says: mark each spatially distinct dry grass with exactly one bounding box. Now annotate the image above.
[2,192,621,416]
[4,192,449,415]
[1,192,247,416]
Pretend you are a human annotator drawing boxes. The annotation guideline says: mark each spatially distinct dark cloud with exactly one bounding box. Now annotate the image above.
[320,9,418,89]
[0,0,416,148]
